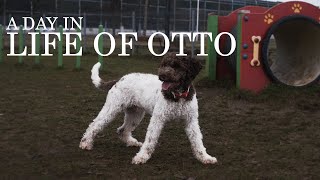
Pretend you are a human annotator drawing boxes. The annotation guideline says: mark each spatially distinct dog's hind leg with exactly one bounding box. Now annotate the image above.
[117,106,145,147]
[79,100,122,150]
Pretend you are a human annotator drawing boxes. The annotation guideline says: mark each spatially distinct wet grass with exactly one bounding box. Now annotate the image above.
[0,56,319,179]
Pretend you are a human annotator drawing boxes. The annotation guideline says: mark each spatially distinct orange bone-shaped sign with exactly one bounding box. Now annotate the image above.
[250,36,261,67]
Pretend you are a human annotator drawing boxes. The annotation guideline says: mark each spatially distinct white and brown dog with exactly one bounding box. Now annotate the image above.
[79,53,217,164]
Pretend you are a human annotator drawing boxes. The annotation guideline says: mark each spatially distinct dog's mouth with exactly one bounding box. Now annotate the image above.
[161,82,180,91]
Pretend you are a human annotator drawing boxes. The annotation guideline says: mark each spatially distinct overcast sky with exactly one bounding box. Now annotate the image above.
[268,0,320,6]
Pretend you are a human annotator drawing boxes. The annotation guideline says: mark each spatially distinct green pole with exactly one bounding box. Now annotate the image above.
[0,25,3,63]
[236,14,243,89]
[18,25,23,64]
[98,25,103,68]
[58,25,63,68]
[75,27,81,69]
[206,15,218,81]
[35,30,41,64]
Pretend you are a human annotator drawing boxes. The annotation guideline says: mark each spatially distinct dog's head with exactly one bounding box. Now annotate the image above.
[158,53,202,91]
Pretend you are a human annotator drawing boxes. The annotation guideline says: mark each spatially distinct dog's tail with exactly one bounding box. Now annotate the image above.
[91,62,118,91]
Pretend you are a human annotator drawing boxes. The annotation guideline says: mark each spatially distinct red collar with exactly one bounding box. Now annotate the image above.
[171,86,191,99]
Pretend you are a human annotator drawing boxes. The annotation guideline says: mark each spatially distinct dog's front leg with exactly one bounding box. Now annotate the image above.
[132,114,166,164]
[185,116,217,164]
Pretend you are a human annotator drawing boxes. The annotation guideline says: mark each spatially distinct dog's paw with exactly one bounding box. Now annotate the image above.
[126,137,143,147]
[200,155,218,164]
[79,139,93,150]
[127,140,143,147]
[121,136,143,147]
[131,154,150,164]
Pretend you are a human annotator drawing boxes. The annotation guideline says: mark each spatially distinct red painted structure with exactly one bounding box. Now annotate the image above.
[211,1,320,92]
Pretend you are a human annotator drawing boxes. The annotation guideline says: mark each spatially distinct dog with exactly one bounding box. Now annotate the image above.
[79,53,217,164]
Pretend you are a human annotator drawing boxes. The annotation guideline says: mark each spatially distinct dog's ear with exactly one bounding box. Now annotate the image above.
[186,57,203,81]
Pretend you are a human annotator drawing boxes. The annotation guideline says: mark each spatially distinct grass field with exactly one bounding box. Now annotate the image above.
[0,55,320,179]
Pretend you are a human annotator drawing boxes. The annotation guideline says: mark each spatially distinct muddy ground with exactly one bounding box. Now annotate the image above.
[0,56,319,179]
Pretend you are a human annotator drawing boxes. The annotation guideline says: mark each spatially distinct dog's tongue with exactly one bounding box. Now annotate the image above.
[162,82,172,90]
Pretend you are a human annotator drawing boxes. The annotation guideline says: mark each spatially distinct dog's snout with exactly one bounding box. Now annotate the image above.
[164,68,171,73]
[158,68,170,81]
[159,74,167,81]
[158,67,176,82]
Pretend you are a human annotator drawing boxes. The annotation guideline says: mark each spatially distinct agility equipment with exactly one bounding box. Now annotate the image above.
[206,1,320,92]
[98,25,104,68]
[76,27,81,69]
[18,25,23,64]
[0,24,84,68]
[35,30,41,65]
[0,25,3,63]
[58,25,63,68]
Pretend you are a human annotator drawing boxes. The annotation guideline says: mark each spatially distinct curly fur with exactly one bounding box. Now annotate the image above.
[79,53,217,165]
